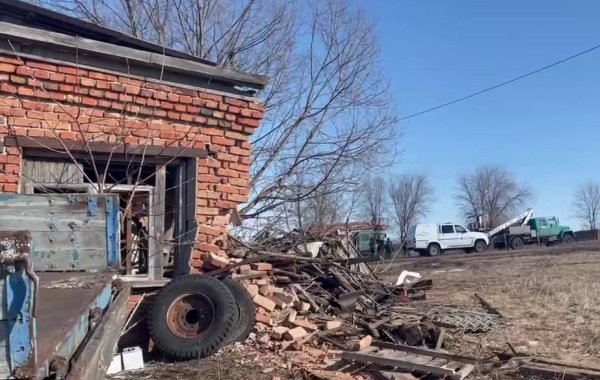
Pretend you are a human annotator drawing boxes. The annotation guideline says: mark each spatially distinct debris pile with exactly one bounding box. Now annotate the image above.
[218,239,501,379]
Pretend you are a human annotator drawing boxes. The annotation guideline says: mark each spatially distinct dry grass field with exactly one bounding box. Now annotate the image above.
[381,242,600,378]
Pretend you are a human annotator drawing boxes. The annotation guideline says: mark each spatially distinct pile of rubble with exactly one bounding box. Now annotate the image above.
[206,238,500,380]
[197,236,600,379]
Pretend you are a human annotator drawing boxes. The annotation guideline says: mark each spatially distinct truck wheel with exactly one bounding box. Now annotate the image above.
[427,243,441,256]
[474,240,487,253]
[562,234,574,244]
[223,277,256,344]
[148,275,236,360]
[510,236,524,250]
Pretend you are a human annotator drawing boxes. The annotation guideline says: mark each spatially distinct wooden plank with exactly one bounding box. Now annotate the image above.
[519,364,600,380]
[429,358,449,367]
[372,341,478,364]
[443,361,465,371]
[149,166,165,280]
[33,248,108,271]
[411,355,435,365]
[342,351,455,377]
[0,22,268,87]
[4,137,208,159]
[456,364,475,380]
[0,195,89,212]
[22,159,83,185]
[66,285,131,380]
[0,215,106,232]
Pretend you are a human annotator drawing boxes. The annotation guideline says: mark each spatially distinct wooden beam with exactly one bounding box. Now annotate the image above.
[372,341,478,365]
[341,351,456,378]
[149,165,166,280]
[66,285,131,380]
[4,137,207,158]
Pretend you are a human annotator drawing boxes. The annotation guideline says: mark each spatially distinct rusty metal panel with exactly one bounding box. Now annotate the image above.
[0,194,114,271]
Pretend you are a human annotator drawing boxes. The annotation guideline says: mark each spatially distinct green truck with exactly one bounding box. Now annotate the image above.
[470,209,575,249]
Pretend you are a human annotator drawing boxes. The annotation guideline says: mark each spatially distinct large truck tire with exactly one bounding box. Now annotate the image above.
[510,236,524,250]
[474,239,487,253]
[223,277,256,344]
[427,243,441,256]
[148,275,236,360]
[562,233,574,244]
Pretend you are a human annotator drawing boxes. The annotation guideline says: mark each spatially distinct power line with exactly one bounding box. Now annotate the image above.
[400,43,600,121]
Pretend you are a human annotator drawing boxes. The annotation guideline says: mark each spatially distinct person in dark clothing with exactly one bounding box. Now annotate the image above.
[385,237,393,257]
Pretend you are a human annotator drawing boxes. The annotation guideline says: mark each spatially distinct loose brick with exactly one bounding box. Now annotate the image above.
[270,326,289,340]
[255,312,271,325]
[283,327,308,341]
[352,335,373,351]
[294,301,310,312]
[204,252,230,268]
[289,318,318,331]
[272,290,294,305]
[325,320,342,330]
[259,285,275,297]
[197,242,220,253]
[251,262,273,271]
[253,294,276,312]
[245,283,259,298]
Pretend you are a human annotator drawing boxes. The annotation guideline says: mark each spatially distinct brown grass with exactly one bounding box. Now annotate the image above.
[382,247,600,378]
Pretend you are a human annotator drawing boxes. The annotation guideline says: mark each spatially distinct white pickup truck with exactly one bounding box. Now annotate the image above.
[406,223,489,256]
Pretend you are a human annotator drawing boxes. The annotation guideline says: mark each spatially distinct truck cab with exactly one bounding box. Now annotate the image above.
[407,223,489,256]
[528,217,574,242]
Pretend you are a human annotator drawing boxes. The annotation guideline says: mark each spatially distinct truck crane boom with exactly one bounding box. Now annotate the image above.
[486,208,534,239]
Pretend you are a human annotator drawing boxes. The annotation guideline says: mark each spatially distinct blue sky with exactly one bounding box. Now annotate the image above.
[358,1,600,229]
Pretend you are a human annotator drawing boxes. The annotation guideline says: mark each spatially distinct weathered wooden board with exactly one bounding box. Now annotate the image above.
[0,194,116,271]
[22,159,84,188]
[342,342,476,380]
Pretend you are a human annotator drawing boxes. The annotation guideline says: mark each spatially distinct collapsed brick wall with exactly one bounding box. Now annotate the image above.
[0,54,264,271]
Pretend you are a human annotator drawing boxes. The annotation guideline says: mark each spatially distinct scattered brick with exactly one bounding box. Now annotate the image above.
[253,294,276,312]
[251,262,273,271]
[283,327,308,341]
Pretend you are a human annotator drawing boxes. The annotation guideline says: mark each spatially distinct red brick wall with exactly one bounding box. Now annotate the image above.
[0,54,264,271]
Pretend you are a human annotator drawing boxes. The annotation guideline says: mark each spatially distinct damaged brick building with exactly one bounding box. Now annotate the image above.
[0,0,267,279]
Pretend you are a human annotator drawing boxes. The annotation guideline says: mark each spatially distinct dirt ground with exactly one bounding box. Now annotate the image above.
[110,242,600,379]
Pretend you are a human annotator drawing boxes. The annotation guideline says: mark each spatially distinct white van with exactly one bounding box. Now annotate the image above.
[406,223,489,256]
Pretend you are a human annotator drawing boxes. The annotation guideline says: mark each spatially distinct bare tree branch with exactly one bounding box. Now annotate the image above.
[455,165,530,228]
[574,182,600,230]
[388,173,433,244]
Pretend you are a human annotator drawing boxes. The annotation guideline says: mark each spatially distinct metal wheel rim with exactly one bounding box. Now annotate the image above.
[166,293,216,339]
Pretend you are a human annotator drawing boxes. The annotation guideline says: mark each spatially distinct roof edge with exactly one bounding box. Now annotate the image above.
[0,22,268,95]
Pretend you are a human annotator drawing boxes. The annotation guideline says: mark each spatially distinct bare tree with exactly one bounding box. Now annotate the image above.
[388,174,433,244]
[36,0,400,229]
[456,166,530,228]
[574,182,600,230]
[362,176,386,225]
